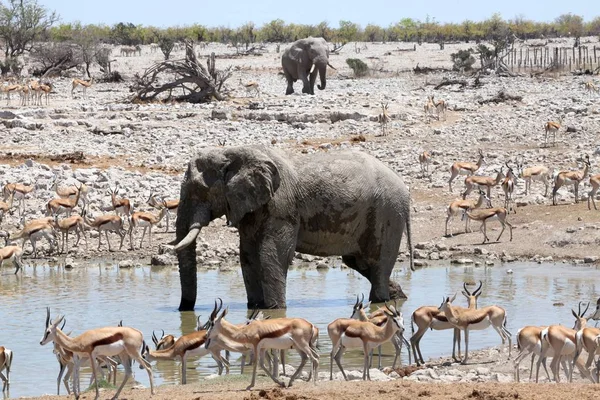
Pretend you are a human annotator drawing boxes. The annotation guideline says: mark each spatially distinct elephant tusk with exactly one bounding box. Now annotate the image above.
[173,228,201,251]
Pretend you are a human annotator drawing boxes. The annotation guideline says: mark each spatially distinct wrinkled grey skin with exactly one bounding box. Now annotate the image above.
[281,37,330,95]
[173,146,414,310]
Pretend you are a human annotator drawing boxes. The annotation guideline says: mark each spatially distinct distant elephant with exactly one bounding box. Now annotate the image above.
[281,37,334,95]
[171,146,414,310]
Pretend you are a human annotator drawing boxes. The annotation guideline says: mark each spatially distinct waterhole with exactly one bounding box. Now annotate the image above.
[0,260,598,397]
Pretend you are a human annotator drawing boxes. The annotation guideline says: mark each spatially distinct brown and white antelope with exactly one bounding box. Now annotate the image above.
[127,206,168,250]
[143,325,229,383]
[0,235,23,274]
[552,155,591,206]
[445,190,491,237]
[46,183,82,217]
[448,150,485,192]
[438,293,511,364]
[587,173,600,210]
[572,303,600,382]
[501,163,517,213]
[584,81,598,95]
[544,116,562,147]
[3,182,35,217]
[411,282,482,366]
[147,192,179,232]
[52,214,88,254]
[462,168,504,200]
[239,78,260,97]
[0,188,15,226]
[71,78,93,99]
[418,151,431,177]
[538,302,593,383]
[205,300,319,389]
[349,294,411,369]
[108,185,131,220]
[82,211,125,251]
[51,176,89,211]
[328,303,404,380]
[40,308,155,400]
[10,218,57,258]
[424,95,436,123]
[0,346,13,392]
[516,158,551,197]
[432,95,447,121]
[463,206,513,244]
[377,103,391,136]
[513,325,552,382]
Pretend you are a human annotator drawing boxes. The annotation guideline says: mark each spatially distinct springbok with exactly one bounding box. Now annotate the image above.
[538,302,593,383]
[0,234,23,274]
[411,282,482,366]
[82,211,126,251]
[349,294,411,369]
[2,182,34,217]
[552,155,590,206]
[377,103,391,136]
[205,300,319,389]
[52,214,88,254]
[438,293,511,364]
[127,205,168,250]
[46,183,82,217]
[143,323,229,383]
[501,163,517,213]
[587,173,600,210]
[147,191,179,232]
[418,151,431,177]
[328,302,404,380]
[513,326,552,382]
[10,219,57,258]
[40,308,155,400]
[0,188,15,226]
[463,206,513,244]
[108,185,131,220]
[544,117,563,147]
[71,78,93,99]
[516,158,551,196]
[445,190,491,237]
[239,78,260,97]
[0,346,13,392]
[448,150,485,192]
[462,168,504,200]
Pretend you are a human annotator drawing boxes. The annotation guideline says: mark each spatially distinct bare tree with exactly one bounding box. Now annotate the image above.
[30,43,82,77]
[0,0,59,58]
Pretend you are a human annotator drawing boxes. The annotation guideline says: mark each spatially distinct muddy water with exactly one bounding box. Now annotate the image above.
[0,261,598,398]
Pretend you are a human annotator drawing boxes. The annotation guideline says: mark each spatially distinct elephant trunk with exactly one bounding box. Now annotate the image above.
[317,63,327,90]
[175,206,210,311]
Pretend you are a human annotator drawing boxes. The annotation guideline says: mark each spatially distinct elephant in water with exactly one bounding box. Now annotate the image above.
[281,36,334,95]
[171,146,414,310]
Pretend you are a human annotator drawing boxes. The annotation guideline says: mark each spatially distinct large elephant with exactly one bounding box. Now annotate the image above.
[281,37,333,95]
[172,146,414,310]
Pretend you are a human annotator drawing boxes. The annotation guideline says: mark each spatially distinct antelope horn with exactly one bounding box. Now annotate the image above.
[583,302,590,317]
[60,318,66,331]
[578,301,583,317]
[473,280,483,296]
[45,307,50,328]
[463,282,470,295]
[354,295,359,308]
[152,330,158,344]
[217,297,223,313]
[360,293,365,305]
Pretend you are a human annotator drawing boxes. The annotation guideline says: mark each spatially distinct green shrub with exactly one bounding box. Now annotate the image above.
[450,49,476,72]
[346,58,369,77]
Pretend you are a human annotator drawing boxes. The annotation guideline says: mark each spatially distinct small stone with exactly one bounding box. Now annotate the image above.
[584,256,599,263]
[451,258,473,265]
[205,374,219,380]
[476,367,490,375]
[414,260,428,268]
[118,259,135,268]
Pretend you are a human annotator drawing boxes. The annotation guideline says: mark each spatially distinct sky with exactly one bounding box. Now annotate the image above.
[43,0,598,28]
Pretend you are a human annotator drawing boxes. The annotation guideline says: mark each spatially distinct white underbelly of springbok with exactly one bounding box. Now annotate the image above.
[459,168,473,175]
[430,320,454,330]
[466,318,492,331]
[559,339,575,355]
[185,345,210,358]
[340,335,364,349]
[258,335,295,351]
[136,220,152,228]
[90,340,126,357]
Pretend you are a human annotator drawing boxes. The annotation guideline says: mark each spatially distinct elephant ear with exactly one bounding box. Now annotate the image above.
[289,46,304,63]
[223,150,281,226]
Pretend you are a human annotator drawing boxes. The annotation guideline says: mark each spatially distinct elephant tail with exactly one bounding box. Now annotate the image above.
[406,208,415,272]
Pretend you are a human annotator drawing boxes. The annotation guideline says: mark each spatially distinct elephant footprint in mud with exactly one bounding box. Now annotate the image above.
[171,145,414,310]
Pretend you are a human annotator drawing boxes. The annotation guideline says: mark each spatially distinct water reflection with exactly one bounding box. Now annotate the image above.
[0,261,598,397]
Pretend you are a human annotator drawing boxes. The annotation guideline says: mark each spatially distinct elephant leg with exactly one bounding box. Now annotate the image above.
[309,67,318,95]
[285,74,294,95]
[239,237,265,308]
[241,220,298,309]
[298,65,311,94]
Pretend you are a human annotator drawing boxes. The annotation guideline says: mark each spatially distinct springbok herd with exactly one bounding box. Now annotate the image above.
[0,77,94,106]
[0,177,179,272]
[0,285,599,397]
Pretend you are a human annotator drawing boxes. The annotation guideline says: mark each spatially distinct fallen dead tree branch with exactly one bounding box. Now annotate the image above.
[434,79,468,90]
[478,90,522,104]
[413,64,452,74]
[130,40,232,103]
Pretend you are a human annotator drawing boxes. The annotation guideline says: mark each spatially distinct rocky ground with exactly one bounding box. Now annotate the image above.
[3,38,600,399]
